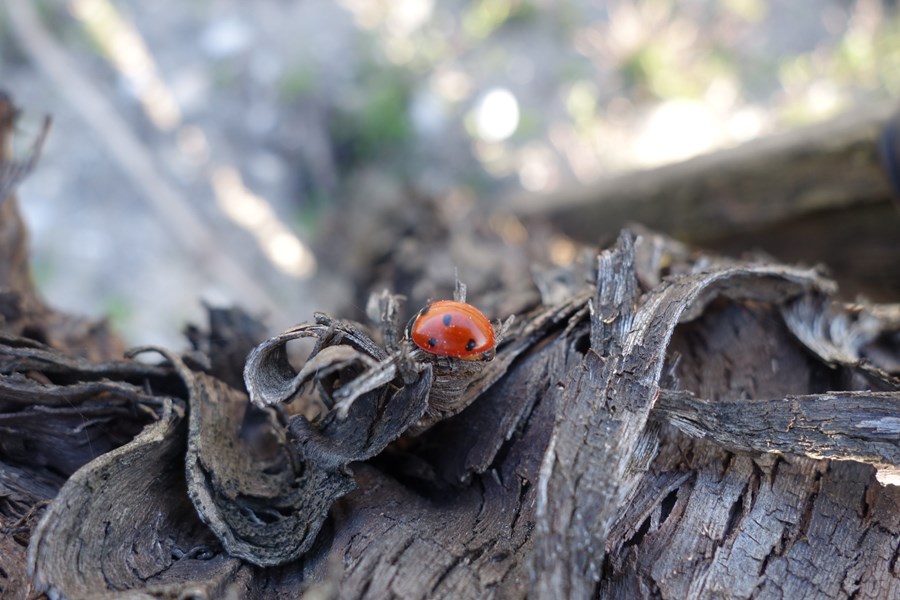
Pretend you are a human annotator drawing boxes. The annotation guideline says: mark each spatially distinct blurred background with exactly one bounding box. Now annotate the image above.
[1,0,899,348]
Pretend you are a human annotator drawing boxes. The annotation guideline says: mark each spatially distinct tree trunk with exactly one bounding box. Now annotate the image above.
[1,92,899,600]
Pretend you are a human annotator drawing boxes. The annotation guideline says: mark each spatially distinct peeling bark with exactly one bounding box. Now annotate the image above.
[1,91,899,599]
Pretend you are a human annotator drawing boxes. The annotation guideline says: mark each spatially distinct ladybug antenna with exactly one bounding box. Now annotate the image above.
[454,269,467,303]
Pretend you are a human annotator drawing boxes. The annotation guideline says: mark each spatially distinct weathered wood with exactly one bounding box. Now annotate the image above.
[2,90,900,600]
[6,231,900,599]
[27,399,256,599]
[531,235,838,598]
[601,441,900,600]
[178,347,356,568]
[510,105,900,301]
[598,285,900,599]
[655,389,900,469]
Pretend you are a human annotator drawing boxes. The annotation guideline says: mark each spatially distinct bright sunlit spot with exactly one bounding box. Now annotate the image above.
[385,0,434,35]
[211,167,316,279]
[877,468,900,487]
[473,88,520,142]
[631,99,718,166]
[517,142,558,192]
[69,0,181,131]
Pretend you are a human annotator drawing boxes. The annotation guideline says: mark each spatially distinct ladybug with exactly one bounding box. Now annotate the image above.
[409,300,496,361]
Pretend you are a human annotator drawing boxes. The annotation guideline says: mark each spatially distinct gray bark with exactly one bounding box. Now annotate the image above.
[1,93,899,600]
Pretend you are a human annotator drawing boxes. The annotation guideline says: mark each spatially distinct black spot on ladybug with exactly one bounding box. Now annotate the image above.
[466,339,476,351]
[442,314,452,326]
[428,337,437,347]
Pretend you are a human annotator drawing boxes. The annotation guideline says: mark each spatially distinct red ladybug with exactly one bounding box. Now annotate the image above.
[409,300,496,361]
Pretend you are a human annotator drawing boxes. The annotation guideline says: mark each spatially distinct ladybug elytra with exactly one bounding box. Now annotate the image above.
[409,300,496,361]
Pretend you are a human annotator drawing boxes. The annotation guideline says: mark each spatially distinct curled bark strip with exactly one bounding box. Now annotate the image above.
[248,290,529,438]
[28,399,251,599]
[244,317,385,409]
[158,333,428,568]
[531,231,834,599]
[243,306,436,431]
[164,344,359,568]
[292,366,432,471]
[655,389,900,470]
[184,305,269,391]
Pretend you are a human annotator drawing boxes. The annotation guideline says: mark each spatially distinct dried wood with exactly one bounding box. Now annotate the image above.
[655,389,900,469]
[510,105,900,301]
[1,91,899,600]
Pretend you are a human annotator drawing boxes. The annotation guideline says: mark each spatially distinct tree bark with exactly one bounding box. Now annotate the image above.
[1,93,899,600]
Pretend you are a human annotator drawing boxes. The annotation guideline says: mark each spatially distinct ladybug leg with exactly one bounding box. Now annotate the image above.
[438,355,455,372]
[313,312,340,350]
[396,341,422,384]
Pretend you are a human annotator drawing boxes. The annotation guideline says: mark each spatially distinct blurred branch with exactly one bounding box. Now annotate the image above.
[0,92,47,308]
[0,95,50,205]
[4,0,290,325]
[510,103,900,242]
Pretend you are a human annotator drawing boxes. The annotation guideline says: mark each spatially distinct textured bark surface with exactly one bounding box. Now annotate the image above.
[2,93,900,600]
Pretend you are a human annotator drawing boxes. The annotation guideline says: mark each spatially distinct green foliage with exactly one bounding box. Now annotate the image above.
[833,19,900,93]
[720,0,767,23]
[463,0,538,39]
[619,45,658,96]
[329,65,412,167]
[30,255,54,291]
